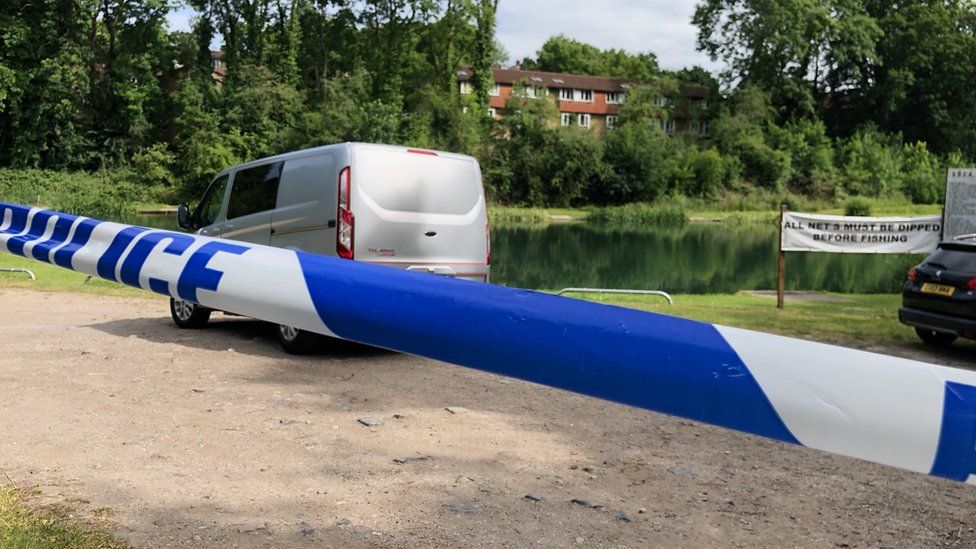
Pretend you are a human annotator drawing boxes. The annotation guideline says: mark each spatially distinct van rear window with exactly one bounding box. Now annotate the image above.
[228,162,283,219]
[356,149,480,215]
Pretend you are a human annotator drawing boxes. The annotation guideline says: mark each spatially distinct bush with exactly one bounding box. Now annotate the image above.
[900,142,942,204]
[773,118,836,195]
[588,202,687,225]
[839,129,902,196]
[738,137,791,189]
[691,148,725,197]
[600,122,670,203]
[0,168,160,219]
[844,197,873,216]
[487,205,550,225]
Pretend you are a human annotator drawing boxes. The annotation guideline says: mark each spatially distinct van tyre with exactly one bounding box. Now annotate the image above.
[276,324,320,354]
[170,298,212,329]
[915,327,957,346]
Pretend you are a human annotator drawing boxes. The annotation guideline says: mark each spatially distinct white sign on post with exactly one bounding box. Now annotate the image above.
[781,212,941,254]
[944,168,976,240]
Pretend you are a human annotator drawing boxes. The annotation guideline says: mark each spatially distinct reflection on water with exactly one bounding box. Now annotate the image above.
[489,222,920,294]
[126,214,918,294]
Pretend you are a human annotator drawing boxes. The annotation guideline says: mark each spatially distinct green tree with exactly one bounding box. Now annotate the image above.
[471,0,498,118]
[837,128,902,196]
[694,0,879,116]
[521,35,658,80]
[861,0,976,157]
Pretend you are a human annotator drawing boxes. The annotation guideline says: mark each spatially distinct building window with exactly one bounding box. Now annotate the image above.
[664,119,675,134]
[578,114,591,129]
[213,59,222,69]
[606,115,618,130]
[559,89,594,103]
[515,85,545,99]
[560,112,573,126]
[698,120,709,136]
[655,96,670,108]
[460,81,473,95]
[487,107,496,118]
[606,92,624,104]
[490,83,500,97]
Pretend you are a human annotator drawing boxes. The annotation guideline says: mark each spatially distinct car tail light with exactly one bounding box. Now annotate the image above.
[908,266,917,282]
[968,277,976,291]
[485,216,491,266]
[336,166,354,259]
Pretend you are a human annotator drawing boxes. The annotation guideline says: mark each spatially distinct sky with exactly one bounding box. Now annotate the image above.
[166,0,719,72]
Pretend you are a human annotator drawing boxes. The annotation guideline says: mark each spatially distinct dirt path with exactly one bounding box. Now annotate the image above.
[2,289,976,548]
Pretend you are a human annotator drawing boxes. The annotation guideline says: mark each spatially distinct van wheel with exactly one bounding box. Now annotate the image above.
[915,327,957,346]
[170,298,211,329]
[276,324,320,354]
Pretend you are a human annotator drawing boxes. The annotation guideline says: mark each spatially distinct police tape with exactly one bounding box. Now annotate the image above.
[4,201,976,484]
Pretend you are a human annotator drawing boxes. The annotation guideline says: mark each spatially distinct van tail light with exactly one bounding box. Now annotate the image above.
[336,166,354,259]
[967,277,976,291]
[407,148,438,156]
[485,216,491,266]
[908,266,917,282]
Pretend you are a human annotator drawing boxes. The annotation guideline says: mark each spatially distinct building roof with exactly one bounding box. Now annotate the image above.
[457,66,708,98]
[680,83,708,99]
[458,67,634,93]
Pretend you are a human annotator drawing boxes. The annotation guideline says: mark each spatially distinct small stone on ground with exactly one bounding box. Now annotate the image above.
[393,455,434,464]
[571,498,603,508]
[446,502,478,514]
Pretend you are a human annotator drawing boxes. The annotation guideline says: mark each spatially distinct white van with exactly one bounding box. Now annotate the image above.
[172,142,490,352]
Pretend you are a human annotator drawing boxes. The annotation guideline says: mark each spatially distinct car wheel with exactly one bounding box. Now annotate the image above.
[915,327,957,346]
[276,324,320,354]
[170,298,212,329]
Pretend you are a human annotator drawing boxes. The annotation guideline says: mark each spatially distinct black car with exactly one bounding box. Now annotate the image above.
[900,240,976,346]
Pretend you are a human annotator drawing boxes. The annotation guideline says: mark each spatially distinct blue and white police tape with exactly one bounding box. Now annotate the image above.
[4,201,976,484]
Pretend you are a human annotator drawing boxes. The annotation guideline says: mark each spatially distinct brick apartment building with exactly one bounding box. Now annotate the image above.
[457,66,709,136]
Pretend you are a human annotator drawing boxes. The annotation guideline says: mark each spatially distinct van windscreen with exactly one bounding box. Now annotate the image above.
[356,149,480,215]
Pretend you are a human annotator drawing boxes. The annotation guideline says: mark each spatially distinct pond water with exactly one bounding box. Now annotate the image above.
[126,214,918,294]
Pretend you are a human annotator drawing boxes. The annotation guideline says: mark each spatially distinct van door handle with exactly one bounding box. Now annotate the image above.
[270,227,276,235]
[327,220,336,228]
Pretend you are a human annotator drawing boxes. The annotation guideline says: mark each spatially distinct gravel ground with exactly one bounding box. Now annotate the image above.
[2,289,976,548]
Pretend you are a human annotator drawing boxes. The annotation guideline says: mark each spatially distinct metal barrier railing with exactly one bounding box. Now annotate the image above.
[556,287,673,305]
[0,267,35,280]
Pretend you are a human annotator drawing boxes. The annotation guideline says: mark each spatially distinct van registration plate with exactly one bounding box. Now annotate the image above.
[921,283,955,297]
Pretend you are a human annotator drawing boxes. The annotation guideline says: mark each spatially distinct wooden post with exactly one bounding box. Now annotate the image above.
[777,204,786,309]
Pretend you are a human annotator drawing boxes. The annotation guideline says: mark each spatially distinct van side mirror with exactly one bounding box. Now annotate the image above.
[177,203,192,230]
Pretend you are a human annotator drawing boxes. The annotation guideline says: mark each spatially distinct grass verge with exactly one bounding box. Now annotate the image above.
[0,255,154,298]
[563,292,914,347]
[0,484,124,548]
[0,258,910,348]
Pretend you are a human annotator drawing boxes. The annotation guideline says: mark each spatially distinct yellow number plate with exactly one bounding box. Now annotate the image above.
[921,282,956,297]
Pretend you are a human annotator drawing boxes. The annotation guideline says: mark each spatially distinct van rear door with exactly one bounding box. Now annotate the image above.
[350,145,488,282]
